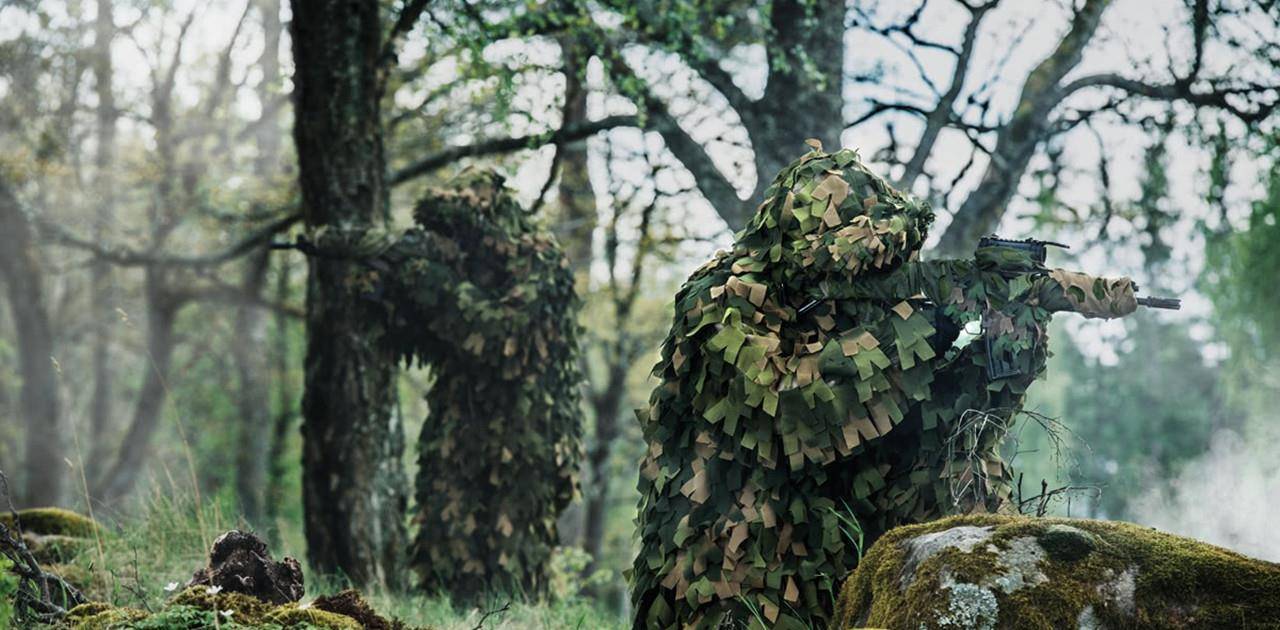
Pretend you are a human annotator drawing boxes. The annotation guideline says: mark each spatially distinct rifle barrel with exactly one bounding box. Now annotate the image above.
[1136,296,1181,310]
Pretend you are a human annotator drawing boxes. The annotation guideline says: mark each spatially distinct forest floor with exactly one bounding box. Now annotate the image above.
[35,491,627,629]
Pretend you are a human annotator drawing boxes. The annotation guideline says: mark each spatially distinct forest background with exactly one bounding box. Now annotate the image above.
[1,0,1278,626]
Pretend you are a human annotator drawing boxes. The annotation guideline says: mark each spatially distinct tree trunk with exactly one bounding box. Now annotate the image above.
[92,54,186,504]
[94,271,179,503]
[0,178,63,507]
[87,0,117,481]
[264,256,294,540]
[557,40,594,273]
[232,249,271,525]
[234,0,284,527]
[744,0,846,225]
[554,43,619,570]
[255,0,282,176]
[290,0,407,590]
[582,362,625,574]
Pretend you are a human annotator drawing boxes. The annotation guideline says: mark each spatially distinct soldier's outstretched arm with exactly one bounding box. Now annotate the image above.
[812,261,1178,319]
[1034,269,1180,318]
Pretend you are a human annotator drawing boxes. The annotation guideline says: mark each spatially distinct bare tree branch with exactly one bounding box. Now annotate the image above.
[898,0,997,189]
[389,114,637,186]
[38,211,301,268]
[1058,74,1279,123]
[936,0,1112,254]
[379,0,434,79]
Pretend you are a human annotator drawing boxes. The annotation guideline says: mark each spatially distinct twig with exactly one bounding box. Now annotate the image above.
[471,601,511,630]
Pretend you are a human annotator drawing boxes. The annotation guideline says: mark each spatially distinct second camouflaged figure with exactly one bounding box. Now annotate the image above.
[630,143,1175,629]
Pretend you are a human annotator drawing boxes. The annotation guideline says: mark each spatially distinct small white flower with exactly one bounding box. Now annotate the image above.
[164,582,180,593]
[298,600,313,610]
[220,610,234,619]
[206,585,223,596]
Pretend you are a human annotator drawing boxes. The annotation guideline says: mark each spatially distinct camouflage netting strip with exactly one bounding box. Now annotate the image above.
[1048,269,1138,319]
[356,171,583,601]
[630,143,1141,629]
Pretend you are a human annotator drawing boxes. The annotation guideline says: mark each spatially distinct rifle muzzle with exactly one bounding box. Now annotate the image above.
[1136,296,1181,310]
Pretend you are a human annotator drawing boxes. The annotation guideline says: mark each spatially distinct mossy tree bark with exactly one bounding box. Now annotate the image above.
[290,0,408,590]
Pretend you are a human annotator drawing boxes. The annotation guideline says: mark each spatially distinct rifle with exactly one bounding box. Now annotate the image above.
[977,236,1181,309]
[978,235,1179,379]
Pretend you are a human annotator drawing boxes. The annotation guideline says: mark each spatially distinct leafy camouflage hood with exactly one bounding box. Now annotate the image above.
[733,139,934,292]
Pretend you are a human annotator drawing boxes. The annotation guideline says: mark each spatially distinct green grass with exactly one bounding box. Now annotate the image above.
[48,487,627,629]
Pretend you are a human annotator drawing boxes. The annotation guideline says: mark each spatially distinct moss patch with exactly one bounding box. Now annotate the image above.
[65,601,150,629]
[0,507,99,537]
[1036,524,1098,563]
[312,589,407,629]
[265,604,363,629]
[170,585,277,622]
[834,514,1280,629]
[58,587,391,629]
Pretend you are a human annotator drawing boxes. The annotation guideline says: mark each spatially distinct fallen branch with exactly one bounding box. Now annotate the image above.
[0,470,87,624]
[471,601,510,630]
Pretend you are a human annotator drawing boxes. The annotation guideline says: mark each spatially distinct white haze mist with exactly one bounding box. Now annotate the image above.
[1130,428,1280,562]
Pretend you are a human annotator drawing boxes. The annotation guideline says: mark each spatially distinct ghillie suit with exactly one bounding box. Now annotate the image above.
[309,171,582,601]
[631,144,1162,628]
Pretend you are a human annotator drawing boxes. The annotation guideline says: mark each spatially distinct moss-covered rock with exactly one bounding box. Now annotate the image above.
[835,514,1280,629]
[0,507,99,537]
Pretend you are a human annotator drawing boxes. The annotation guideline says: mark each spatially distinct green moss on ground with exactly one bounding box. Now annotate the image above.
[264,604,363,629]
[64,601,150,629]
[169,586,277,623]
[834,514,1280,629]
[57,586,406,629]
[0,508,100,537]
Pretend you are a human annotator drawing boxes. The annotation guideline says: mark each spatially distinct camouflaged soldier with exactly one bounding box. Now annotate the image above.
[630,142,1177,629]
